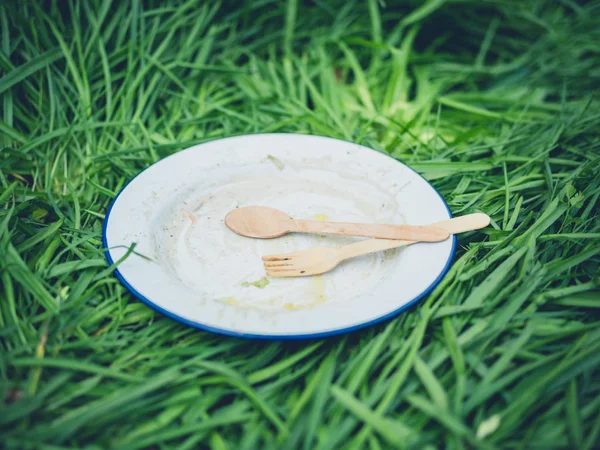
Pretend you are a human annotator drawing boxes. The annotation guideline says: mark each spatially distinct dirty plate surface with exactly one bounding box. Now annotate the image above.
[103,134,456,339]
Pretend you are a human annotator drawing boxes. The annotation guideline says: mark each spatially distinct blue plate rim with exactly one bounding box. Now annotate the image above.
[102,133,457,340]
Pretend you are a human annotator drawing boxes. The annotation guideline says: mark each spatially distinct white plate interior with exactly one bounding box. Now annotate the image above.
[104,134,454,337]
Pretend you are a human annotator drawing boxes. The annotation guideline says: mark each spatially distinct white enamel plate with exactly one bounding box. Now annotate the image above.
[103,134,455,339]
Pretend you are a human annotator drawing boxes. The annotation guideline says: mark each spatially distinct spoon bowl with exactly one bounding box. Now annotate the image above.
[225,206,295,238]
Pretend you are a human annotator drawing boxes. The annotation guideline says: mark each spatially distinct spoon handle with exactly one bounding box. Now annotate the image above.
[293,219,450,242]
[338,213,490,259]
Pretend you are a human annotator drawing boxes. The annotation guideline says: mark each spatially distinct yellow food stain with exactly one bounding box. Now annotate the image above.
[218,297,238,306]
[283,276,327,312]
[310,275,326,305]
[315,213,328,221]
[283,302,312,311]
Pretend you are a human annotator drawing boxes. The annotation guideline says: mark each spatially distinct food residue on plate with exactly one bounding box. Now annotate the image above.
[218,297,238,306]
[266,155,285,170]
[283,276,326,311]
[182,209,196,223]
[314,213,328,221]
[241,277,270,289]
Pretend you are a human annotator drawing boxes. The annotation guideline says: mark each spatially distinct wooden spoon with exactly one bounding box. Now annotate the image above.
[225,206,450,242]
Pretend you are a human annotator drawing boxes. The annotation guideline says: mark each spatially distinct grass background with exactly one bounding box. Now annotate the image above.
[1,0,599,448]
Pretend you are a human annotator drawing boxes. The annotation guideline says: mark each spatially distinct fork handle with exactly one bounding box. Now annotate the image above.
[293,220,449,242]
[338,213,490,259]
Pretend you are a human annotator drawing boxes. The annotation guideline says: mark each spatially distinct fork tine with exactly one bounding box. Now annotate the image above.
[264,267,297,272]
[266,270,300,277]
[262,255,293,261]
[263,261,294,268]
[266,269,311,278]
[267,272,295,278]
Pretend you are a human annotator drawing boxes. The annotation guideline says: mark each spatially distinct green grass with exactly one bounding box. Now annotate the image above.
[1,0,599,448]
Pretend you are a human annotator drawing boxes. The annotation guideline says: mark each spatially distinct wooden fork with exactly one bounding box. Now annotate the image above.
[262,213,490,277]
